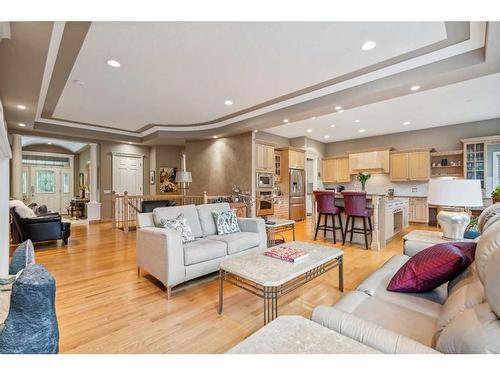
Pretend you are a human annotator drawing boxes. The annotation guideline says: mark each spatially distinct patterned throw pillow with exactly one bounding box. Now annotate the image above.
[212,210,240,235]
[158,214,194,243]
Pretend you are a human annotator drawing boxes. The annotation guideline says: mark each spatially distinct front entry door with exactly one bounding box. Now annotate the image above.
[112,155,143,195]
[30,167,60,212]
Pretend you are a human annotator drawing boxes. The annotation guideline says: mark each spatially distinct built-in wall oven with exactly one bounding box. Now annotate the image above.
[257,173,274,189]
[256,189,274,217]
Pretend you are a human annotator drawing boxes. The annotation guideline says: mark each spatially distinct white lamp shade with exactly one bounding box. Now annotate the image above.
[175,171,192,183]
[427,178,483,207]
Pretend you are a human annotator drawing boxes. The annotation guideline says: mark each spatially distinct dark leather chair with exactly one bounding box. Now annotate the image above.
[313,190,344,244]
[141,200,177,213]
[10,208,71,245]
[342,191,373,249]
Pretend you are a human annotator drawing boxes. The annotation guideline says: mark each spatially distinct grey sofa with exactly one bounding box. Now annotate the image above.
[311,219,500,354]
[136,202,267,297]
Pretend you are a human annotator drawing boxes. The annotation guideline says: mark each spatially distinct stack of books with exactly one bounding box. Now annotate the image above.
[264,245,309,263]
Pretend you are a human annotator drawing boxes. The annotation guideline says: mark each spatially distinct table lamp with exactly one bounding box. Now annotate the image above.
[175,171,192,191]
[427,178,483,240]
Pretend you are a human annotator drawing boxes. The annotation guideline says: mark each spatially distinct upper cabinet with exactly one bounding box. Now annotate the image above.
[390,150,430,181]
[256,142,275,172]
[274,150,282,182]
[288,149,305,169]
[323,157,350,183]
[349,149,390,174]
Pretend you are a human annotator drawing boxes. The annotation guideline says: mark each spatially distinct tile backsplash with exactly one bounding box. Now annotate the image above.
[323,173,429,197]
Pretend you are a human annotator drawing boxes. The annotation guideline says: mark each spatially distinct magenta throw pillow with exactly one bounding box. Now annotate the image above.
[387,242,477,293]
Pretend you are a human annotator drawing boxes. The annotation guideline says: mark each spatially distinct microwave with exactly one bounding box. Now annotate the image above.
[257,173,274,188]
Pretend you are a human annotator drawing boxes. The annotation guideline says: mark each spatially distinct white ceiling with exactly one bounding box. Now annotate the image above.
[53,22,447,130]
[266,72,500,142]
[22,135,87,153]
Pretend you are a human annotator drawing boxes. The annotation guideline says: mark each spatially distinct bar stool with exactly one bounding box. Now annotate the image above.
[313,190,344,244]
[342,191,373,249]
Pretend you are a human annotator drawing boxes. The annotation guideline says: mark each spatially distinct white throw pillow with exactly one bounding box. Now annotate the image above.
[9,200,35,218]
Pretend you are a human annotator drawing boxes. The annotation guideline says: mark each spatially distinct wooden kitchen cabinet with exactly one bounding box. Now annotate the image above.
[289,150,305,169]
[256,143,275,172]
[323,157,350,183]
[409,197,428,223]
[274,151,282,182]
[273,198,289,219]
[390,152,409,181]
[409,151,430,180]
[390,150,430,181]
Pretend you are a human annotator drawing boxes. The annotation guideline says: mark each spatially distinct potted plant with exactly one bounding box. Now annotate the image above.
[492,185,500,203]
[357,172,371,191]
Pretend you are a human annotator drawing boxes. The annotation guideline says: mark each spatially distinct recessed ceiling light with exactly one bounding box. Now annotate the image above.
[47,142,52,145]
[403,121,411,126]
[16,104,26,110]
[106,59,121,68]
[337,109,344,114]
[410,85,420,91]
[361,40,377,51]
[355,119,360,123]
[19,123,26,127]
[324,135,330,139]
[224,100,233,106]
[128,142,133,145]
[330,124,335,128]
[306,129,313,133]
[335,106,342,110]
[283,119,289,123]
[254,130,259,133]
[213,136,218,139]
[311,116,316,120]
[359,129,367,133]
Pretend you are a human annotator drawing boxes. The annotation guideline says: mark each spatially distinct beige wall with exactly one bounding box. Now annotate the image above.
[185,133,253,196]
[99,142,152,219]
[77,145,90,188]
[255,131,290,147]
[326,118,500,156]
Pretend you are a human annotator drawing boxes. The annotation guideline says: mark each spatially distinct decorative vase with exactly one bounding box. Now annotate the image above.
[361,182,366,191]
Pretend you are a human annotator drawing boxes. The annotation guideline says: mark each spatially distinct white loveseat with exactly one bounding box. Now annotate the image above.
[311,219,500,354]
[136,202,267,297]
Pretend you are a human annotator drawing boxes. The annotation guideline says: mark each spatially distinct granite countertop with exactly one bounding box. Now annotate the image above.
[227,315,379,354]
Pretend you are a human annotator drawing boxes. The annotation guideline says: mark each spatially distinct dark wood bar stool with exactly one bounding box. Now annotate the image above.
[342,191,373,249]
[313,190,345,244]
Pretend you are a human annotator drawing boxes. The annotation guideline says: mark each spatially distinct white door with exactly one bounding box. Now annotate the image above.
[112,155,143,195]
[31,167,60,212]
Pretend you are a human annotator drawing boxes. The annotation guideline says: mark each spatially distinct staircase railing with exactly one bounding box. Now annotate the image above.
[111,191,228,232]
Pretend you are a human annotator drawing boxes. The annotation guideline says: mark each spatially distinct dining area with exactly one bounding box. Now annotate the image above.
[311,190,388,250]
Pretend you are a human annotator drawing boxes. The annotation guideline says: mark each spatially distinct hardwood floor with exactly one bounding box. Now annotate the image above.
[28,218,434,353]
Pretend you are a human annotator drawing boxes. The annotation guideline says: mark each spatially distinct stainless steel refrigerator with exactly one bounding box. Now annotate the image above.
[289,168,306,221]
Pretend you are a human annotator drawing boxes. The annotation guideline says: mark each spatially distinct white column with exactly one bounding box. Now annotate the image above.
[0,158,9,276]
[11,133,22,200]
[86,143,101,221]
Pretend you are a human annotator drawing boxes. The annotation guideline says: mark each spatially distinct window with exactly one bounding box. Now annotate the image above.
[22,171,27,195]
[36,170,56,193]
[63,172,70,194]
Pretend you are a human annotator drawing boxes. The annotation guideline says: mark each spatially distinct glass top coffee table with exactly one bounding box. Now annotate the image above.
[218,241,344,325]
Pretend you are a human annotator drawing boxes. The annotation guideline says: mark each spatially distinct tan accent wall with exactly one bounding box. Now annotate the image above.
[326,118,500,157]
[185,133,253,196]
[151,145,185,194]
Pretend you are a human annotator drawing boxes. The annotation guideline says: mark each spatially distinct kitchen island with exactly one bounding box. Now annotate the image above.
[311,192,409,250]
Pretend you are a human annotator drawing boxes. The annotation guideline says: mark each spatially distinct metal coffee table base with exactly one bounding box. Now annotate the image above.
[218,255,343,325]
